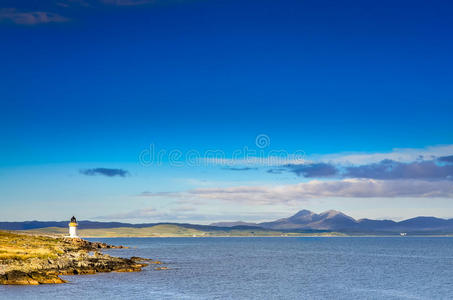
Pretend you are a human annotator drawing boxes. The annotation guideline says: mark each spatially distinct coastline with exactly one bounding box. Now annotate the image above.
[81,235,453,238]
[18,223,453,238]
[58,234,453,238]
[0,230,160,285]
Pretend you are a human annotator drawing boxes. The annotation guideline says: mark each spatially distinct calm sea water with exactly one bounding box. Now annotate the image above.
[1,237,453,299]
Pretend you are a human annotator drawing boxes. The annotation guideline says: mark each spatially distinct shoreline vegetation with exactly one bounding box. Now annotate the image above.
[25,224,346,238]
[0,230,162,285]
[22,224,453,238]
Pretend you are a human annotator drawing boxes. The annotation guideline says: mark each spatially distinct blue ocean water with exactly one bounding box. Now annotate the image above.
[1,237,452,299]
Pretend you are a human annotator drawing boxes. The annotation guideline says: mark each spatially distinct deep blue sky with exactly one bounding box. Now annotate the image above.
[1,0,453,222]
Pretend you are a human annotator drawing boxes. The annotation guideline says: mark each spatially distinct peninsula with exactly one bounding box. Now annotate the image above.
[0,230,158,285]
[3,210,453,237]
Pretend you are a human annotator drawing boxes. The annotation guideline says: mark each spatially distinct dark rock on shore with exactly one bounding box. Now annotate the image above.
[0,270,66,285]
[0,231,160,285]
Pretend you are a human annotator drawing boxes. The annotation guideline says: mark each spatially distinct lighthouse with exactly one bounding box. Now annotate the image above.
[68,216,78,238]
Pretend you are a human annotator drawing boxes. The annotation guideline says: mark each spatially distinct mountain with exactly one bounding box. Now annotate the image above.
[258,210,357,230]
[210,210,453,233]
[354,219,397,231]
[209,221,258,227]
[0,220,263,232]
[2,210,453,234]
[259,209,318,229]
[0,221,134,230]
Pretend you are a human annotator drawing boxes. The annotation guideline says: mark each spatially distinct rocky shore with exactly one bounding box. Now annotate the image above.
[0,231,160,285]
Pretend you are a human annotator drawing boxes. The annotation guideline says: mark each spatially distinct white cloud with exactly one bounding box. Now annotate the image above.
[308,144,453,165]
[200,155,306,167]
[100,0,153,5]
[96,207,157,219]
[0,9,68,25]
[197,144,453,168]
[142,179,453,205]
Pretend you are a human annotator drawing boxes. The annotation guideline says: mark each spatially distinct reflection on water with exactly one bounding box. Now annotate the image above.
[1,237,452,299]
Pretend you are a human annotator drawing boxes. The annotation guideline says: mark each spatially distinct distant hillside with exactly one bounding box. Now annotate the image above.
[0,221,257,232]
[259,209,356,230]
[26,224,342,238]
[3,210,453,235]
[210,221,258,227]
[211,210,453,234]
[0,221,135,230]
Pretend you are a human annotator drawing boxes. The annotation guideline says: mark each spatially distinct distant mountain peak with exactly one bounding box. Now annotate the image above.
[321,209,340,215]
[319,210,354,220]
[287,209,317,223]
[292,209,315,217]
[209,221,257,227]
[2,210,453,233]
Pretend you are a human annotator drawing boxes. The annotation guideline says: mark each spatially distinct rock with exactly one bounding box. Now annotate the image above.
[114,268,135,272]
[0,270,66,285]
[130,256,154,262]
[0,271,39,285]
[0,232,161,285]
[29,272,66,284]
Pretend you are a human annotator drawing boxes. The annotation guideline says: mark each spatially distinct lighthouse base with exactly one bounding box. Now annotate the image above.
[69,226,78,238]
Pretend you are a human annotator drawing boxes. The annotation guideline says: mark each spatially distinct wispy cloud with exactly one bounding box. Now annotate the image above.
[140,179,453,205]
[96,207,156,219]
[99,0,154,6]
[277,158,453,180]
[313,144,453,165]
[438,155,453,163]
[0,0,162,26]
[200,156,306,168]
[95,206,213,221]
[0,9,68,25]
[95,206,282,222]
[80,168,129,177]
[198,145,453,181]
[222,167,258,171]
[139,191,175,197]
[282,163,338,177]
[267,168,286,174]
[344,159,453,180]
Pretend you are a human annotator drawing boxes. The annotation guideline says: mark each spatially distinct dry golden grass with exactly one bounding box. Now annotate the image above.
[26,225,347,238]
[0,230,64,261]
[29,225,205,237]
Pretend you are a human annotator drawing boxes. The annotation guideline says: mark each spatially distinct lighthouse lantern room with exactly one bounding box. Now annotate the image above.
[69,216,78,238]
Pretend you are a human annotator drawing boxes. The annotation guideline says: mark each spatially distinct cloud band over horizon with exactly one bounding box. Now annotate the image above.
[139,178,453,206]
[280,157,453,180]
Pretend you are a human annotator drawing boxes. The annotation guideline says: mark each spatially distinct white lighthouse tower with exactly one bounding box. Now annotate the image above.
[68,216,78,238]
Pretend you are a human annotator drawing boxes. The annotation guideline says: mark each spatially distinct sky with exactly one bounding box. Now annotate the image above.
[1,0,453,223]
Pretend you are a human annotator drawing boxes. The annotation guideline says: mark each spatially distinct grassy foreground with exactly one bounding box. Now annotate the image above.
[0,230,156,285]
[0,230,63,261]
[27,224,345,237]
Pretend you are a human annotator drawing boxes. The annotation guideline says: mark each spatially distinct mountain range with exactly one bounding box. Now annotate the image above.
[210,209,453,233]
[1,210,453,234]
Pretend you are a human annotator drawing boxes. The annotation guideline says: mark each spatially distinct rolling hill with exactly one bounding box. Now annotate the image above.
[2,210,453,235]
[211,210,453,234]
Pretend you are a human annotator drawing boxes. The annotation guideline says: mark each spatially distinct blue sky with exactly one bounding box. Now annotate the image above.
[1,0,453,223]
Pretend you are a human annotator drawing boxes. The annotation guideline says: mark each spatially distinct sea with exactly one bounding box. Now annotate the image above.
[1,237,453,299]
